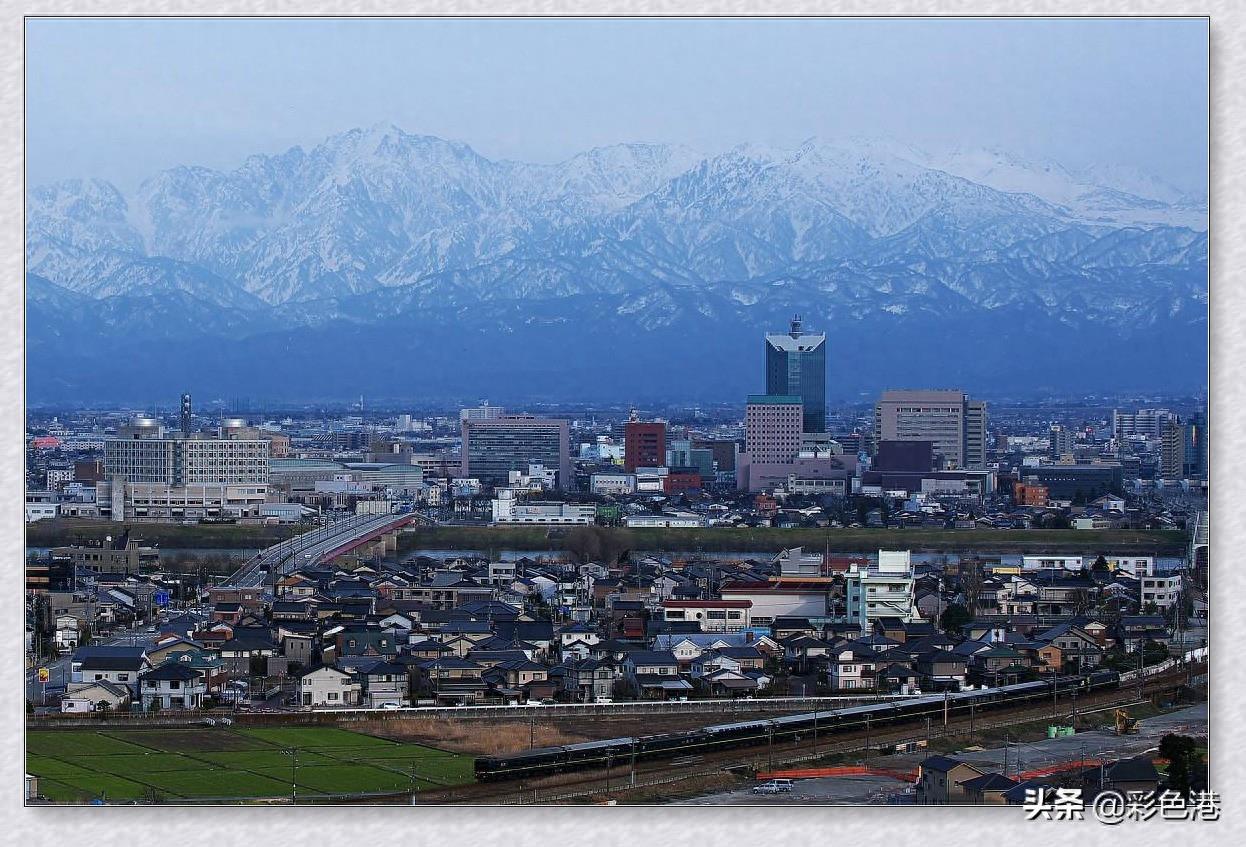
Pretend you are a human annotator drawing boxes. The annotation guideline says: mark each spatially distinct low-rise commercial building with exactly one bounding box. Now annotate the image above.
[491,493,596,525]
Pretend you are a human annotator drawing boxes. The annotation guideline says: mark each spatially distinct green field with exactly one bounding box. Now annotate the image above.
[26,726,475,804]
[403,524,1189,555]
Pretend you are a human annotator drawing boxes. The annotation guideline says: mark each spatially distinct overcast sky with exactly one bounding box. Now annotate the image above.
[26,17,1208,193]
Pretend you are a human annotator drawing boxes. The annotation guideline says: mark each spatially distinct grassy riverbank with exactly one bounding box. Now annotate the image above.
[400,525,1188,556]
[25,518,307,550]
[28,518,1187,556]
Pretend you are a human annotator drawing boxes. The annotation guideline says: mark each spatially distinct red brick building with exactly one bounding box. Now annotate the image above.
[1013,481,1049,506]
[663,468,702,494]
[624,420,666,472]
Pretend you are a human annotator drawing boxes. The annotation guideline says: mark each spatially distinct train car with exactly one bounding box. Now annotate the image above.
[475,744,569,782]
[833,701,903,734]
[702,717,772,740]
[1087,669,1121,692]
[636,729,705,756]
[562,737,636,767]
[768,707,843,738]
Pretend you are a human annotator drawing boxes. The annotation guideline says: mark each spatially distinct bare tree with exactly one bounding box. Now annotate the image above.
[563,526,602,565]
[1071,588,1098,618]
[564,526,633,567]
[960,558,984,617]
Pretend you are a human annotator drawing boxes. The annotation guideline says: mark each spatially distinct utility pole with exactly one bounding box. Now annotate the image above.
[943,691,949,727]
[767,724,775,773]
[866,715,872,760]
[530,713,535,749]
[289,748,298,804]
[630,739,637,788]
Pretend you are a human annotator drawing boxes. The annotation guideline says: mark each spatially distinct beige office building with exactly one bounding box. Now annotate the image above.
[873,389,988,470]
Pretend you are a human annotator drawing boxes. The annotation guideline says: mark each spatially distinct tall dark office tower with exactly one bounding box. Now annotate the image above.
[765,315,827,434]
[180,393,192,438]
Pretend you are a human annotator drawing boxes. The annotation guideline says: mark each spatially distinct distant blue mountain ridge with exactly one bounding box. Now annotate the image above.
[25,126,1208,403]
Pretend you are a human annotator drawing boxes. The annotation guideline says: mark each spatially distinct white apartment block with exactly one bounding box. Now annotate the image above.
[1140,574,1182,611]
[590,473,637,495]
[1097,555,1156,577]
[1021,555,1085,571]
[844,550,919,627]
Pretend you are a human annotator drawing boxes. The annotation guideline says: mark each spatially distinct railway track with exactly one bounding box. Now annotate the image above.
[411,667,1196,805]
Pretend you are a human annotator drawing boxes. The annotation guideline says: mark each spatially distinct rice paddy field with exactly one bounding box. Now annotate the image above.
[25,725,476,804]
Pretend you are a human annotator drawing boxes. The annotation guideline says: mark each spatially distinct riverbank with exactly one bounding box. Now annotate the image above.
[25,518,307,550]
[26,519,1188,556]
[399,525,1188,556]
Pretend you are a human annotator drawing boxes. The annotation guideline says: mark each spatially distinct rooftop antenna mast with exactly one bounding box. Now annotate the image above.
[180,393,192,438]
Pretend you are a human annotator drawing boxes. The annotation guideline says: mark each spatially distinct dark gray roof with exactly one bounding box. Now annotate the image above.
[1103,756,1160,783]
[140,663,201,681]
[958,772,1018,791]
[921,755,976,774]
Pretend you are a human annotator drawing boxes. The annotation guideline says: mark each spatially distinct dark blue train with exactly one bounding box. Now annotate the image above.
[473,671,1120,782]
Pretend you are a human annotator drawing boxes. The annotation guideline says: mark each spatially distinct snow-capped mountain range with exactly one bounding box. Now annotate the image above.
[26,124,1207,403]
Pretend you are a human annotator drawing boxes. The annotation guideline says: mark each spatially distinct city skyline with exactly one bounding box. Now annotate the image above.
[17,11,1216,820]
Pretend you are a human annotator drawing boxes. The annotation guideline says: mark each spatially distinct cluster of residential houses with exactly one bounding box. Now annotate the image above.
[916,753,1167,806]
[52,546,1195,714]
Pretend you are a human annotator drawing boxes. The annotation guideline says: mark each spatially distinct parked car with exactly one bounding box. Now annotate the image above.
[752,779,793,794]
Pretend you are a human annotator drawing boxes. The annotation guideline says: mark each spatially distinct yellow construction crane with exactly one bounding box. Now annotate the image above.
[1114,708,1139,735]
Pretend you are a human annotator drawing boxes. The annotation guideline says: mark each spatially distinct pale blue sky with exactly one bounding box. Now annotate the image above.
[26,17,1208,192]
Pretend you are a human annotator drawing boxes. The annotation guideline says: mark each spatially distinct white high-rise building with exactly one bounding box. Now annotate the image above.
[460,401,505,422]
[101,416,269,521]
[844,550,918,628]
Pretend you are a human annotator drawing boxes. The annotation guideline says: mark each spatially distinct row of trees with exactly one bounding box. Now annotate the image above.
[563,526,633,567]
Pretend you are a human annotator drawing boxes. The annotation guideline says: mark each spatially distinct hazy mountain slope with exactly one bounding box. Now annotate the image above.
[24,126,1208,403]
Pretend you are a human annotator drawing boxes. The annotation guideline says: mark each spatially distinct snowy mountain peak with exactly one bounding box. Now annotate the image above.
[24,126,1207,401]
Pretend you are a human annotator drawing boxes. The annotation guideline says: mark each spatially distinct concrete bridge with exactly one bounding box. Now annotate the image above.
[222,511,422,589]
